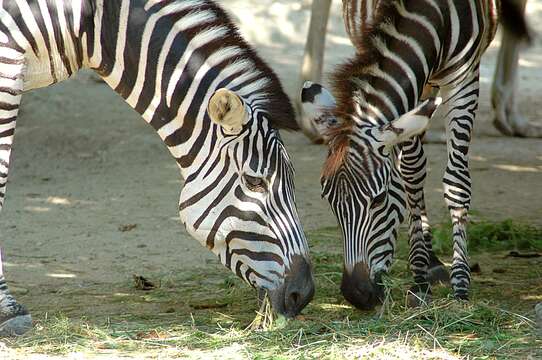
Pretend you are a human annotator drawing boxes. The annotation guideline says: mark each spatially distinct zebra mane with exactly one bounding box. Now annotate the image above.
[204,1,298,131]
[323,0,398,176]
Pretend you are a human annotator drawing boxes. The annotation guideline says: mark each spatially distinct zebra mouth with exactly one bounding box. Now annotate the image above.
[341,264,385,311]
[262,255,315,318]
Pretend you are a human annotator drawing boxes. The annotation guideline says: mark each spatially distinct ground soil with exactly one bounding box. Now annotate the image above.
[0,0,540,330]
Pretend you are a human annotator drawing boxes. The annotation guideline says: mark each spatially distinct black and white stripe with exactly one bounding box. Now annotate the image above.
[342,0,378,44]
[302,0,527,309]
[0,0,314,331]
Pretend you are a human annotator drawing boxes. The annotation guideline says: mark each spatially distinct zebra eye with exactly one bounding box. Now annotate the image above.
[244,174,267,193]
[371,191,387,208]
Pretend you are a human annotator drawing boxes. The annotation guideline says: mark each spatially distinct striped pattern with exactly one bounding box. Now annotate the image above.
[320,0,506,304]
[342,0,378,45]
[0,0,310,319]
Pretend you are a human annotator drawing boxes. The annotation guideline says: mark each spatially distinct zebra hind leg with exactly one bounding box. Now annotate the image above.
[399,136,433,307]
[0,52,32,337]
[441,71,480,301]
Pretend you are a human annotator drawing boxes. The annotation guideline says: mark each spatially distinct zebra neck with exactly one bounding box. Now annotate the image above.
[87,0,292,177]
[333,1,447,127]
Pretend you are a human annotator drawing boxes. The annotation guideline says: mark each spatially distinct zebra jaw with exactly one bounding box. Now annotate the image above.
[208,88,249,135]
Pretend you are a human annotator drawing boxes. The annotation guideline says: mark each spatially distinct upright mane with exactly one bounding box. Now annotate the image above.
[323,0,398,177]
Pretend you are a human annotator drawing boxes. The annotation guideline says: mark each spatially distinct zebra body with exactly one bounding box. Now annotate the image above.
[302,0,523,309]
[342,0,378,44]
[0,0,314,335]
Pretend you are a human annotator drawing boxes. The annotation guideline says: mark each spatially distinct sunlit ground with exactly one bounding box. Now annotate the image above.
[1,221,541,359]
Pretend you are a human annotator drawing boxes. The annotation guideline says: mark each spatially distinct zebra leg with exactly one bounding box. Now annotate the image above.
[440,72,480,301]
[491,0,542,137]
[400,136,432,306]
[0,53,32,337]
[422,208,451,285]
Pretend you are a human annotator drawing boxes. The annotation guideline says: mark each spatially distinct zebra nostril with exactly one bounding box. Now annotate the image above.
[282,256,315,316]
[293,291,300,303]
[287,290,301,308]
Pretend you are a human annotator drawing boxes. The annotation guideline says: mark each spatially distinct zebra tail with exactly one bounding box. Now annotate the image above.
[499,0,532,43]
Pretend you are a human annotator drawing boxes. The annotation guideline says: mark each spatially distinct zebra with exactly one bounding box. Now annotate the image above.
[300,0,528,310]
[0,0,315,336]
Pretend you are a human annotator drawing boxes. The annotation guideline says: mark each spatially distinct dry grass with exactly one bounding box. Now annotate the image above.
[1,220,541,359]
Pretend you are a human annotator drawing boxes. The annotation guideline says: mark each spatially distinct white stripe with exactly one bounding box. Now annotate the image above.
[381,22,429,80]
[393,2,441,55]
[446,0,460,62]
[351,76,398,120]
[373,36,419,102]
[236,77,271,101]
[89,0,104,67]
[0,122,15,133]
[0,47,23,60]
[157,46,243,139]
[12,0,50,57]
[447,1,480,65]
[54,0,77,72]
[0,109,18,118]
[72,0,82,34]
[144,0,204,12]
[141,11,219,119]
[36,0,62,73]
[364,63,409,114]
[102,0,130,89]
[165,26,229,108]
[166,59,257,159]
[0,5,29,50]
[126,5,218,107]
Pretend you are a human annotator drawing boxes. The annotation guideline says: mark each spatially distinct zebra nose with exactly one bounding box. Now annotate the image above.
[341,263,384,311]
[283,255,315,317]
[267,255,314,318]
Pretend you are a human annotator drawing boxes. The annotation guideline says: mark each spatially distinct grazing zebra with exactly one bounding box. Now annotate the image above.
[0,0,315,336]
[301,0,528,310]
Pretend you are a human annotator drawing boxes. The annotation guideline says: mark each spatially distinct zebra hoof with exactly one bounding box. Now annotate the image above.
[453,290,469,302]
[0,314,32,337]
[406,284,432,308]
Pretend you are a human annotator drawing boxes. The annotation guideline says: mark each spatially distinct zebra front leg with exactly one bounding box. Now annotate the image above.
[441,72,480,301]
[400,136,433,306]
[0,54,32,336]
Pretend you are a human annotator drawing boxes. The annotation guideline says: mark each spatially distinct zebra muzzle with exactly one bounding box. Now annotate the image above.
[341,263,385,311]
[266,255,315,318]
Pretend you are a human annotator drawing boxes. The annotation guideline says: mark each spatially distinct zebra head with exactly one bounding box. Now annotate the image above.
[301,82,440,310]
[179,88,314,318]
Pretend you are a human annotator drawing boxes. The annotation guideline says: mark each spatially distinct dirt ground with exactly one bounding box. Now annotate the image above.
[0,0,541,326]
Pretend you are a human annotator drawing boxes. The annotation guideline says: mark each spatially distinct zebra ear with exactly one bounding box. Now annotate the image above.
[208,88,248,135]
[375,97,442,147]
[301,81,339,140]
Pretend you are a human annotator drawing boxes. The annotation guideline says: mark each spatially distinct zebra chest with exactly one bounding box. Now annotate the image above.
[22,52,75,92]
